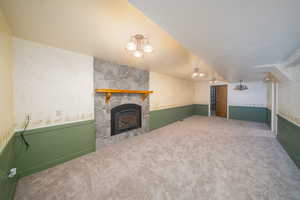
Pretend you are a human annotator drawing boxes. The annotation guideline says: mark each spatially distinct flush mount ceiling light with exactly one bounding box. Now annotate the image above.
[209,71,219,84]
[263,73,273,83]
[263,76,271,82]
[209,78,217,84]
[234,80,248,90]
[126,34,153,58]
[191,68,206,79]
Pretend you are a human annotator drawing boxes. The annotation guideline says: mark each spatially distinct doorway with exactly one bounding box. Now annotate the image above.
[210,85,228,118]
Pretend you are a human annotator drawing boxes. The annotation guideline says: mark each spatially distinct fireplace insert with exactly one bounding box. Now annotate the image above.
[111,104,142,136]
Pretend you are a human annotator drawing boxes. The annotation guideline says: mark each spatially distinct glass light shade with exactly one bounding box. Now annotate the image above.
[199,73,205,77]
[143,44,153,53]
[126,42,136,51]
[192,73,198,78]
[264,77,271,82]
[133,50,143,58]
[209,79,216,84]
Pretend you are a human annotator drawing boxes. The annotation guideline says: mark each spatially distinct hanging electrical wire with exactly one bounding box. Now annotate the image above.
[20,115,30,150]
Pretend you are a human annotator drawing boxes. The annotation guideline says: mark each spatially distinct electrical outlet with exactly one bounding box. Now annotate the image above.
[8,168,17,178]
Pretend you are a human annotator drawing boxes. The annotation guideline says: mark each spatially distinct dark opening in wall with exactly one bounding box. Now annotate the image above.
[111,104,142,136]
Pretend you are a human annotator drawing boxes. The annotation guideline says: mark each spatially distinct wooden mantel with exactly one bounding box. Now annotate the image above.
[95,89,153,103]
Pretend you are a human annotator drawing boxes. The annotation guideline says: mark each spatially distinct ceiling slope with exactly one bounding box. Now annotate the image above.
[129,0,300,81]
[0,0,221,80]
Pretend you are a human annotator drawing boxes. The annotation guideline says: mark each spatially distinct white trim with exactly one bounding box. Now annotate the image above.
[209,85,212,117]
[275,82,279,135]
[271,82,276,132]
[208,85,211,117]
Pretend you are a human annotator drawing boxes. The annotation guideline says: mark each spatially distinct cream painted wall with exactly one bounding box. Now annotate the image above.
[278,65,300,125]
[13,38,94,130]
[228,81,267,107]
[194,81,210,104]
[149,72,195,111]
[0,9,14,149]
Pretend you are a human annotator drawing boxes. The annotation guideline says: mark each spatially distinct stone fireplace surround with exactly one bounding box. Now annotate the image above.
[94,58,150,149]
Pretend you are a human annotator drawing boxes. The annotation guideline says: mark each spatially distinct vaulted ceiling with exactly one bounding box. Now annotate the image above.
[2,0,299,82]
[0,0,221,81]
[129,0,300,81]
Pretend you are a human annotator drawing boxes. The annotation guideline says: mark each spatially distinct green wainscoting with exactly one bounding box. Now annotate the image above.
[14,120,96,178]
[150,105,195,131]
[194,104,209,116]
[277,115,300,169]
[229,106,268,123]
[0,120,96,199]
[0,136,18,200]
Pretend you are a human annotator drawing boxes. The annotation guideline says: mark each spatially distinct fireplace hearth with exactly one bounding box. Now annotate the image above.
[111,104,142,136]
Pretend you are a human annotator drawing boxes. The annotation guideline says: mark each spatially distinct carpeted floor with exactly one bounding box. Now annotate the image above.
[14,116,300,200]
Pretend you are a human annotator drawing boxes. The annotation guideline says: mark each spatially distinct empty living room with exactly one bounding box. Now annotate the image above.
[0,0,300,199]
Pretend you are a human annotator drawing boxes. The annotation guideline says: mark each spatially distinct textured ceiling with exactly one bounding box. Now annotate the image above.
[0,0,221,81]
[129,0,300,81]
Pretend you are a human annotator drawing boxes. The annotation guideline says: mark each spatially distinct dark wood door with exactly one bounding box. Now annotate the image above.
[216,85,227,117]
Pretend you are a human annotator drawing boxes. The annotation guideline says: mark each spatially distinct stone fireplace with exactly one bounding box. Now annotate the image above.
[94,58,149,149]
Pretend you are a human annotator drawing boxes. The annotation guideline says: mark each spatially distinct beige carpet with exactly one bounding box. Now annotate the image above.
[14,116,300,200]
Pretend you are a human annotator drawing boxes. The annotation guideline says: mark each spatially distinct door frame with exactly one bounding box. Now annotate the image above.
[209,83,229,119]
